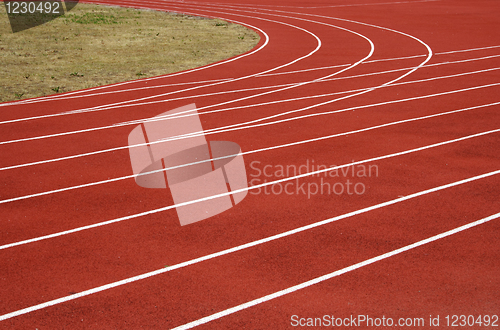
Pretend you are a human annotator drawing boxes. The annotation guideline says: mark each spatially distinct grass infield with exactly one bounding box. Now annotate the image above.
[0,3,260,102]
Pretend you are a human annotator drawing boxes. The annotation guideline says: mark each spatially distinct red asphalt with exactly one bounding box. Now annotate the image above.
[0,0,499,329]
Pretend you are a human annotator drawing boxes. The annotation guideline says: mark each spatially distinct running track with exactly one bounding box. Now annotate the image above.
[1,0,499,328]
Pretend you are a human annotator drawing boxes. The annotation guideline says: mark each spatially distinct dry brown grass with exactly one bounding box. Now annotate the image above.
[0,3,260,102]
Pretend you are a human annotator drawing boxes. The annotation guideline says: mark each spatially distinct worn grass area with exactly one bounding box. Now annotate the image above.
[0,3,260,102]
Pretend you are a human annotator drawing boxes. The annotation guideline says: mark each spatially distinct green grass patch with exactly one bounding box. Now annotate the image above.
[65,12,120,24]
[0,3,260,102]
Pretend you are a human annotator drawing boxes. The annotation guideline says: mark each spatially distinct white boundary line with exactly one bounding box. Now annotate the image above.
[172,211,500,330]
[438,45,500,55]
[1,128,499,251]
[0,170,498,322]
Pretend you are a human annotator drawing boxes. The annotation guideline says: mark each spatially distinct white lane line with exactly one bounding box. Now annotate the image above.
[1,80,498,172]
[0,56,414,108]
[247,2,439,72]
[1,128,498,251]
[8,3,496,133]
[436,44,500,55]
[175,66,500,124]
[257,56,412,77]
[4,5,376,145]
[0,170,497,322]
[172,211,500,330]
[3,52,497,126]
[2,100,498,205]
[115,8,376,129]
[178,0,432,59]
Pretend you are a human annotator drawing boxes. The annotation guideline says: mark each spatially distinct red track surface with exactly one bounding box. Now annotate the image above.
[1,0,499,328]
